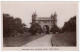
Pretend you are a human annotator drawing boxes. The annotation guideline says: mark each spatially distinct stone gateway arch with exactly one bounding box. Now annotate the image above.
[31,12,57,34]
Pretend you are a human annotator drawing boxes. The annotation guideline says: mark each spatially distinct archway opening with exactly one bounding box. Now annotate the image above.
[43,25,49,34]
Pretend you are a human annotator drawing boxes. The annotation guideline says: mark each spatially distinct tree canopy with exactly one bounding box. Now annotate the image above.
[29,22,43,35]
[62,16,76,32]
[3,14,27,37]
[50,25,60,34]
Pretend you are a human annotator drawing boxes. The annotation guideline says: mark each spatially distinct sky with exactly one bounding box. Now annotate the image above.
[1,2,78,28]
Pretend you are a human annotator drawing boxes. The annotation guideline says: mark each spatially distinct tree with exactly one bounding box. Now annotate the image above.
[3,14,15,37]
[62,16,76,32]
[29,23,43,35]
[3,13,27,37]
[50,25,60,34]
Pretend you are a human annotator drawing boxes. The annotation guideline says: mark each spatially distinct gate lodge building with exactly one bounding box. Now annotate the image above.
[32,12,57,34]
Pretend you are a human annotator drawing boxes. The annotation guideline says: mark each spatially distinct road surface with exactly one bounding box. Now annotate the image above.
[20,34,52,47]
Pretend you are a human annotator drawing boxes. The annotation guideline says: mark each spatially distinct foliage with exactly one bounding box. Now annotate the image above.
[3,14,28,37]
[62,16,76,32]
[50,25,60,34]
[29,23,43,35]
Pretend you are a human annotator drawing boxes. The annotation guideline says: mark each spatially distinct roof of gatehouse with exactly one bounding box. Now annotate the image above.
[36,17,52,20]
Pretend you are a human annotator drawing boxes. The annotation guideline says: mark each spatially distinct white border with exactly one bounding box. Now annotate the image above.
[0,1,1,52]
[0,0,79,1]
[0,0,80,52]
[78,1,80,51]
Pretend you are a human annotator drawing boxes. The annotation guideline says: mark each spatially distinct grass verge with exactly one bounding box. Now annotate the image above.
[51,32,76,46]
[3,34,45,47]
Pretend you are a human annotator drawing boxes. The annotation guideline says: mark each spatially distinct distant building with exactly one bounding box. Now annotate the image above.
[32,12,57,34]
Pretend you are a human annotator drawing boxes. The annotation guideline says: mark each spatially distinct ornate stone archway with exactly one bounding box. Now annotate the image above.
[43,25,49,34]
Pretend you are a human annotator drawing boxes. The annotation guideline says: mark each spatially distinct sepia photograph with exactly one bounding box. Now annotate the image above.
[1,1,79,51]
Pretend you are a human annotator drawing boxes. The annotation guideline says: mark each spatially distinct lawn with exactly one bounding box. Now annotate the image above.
[3,33,45,47]
[51,32,76,46]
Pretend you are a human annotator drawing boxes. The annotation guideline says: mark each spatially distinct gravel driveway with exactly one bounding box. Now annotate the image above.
[21,34,52,47]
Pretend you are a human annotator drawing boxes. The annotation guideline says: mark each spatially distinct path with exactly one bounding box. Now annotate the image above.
[20,34,52,47]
